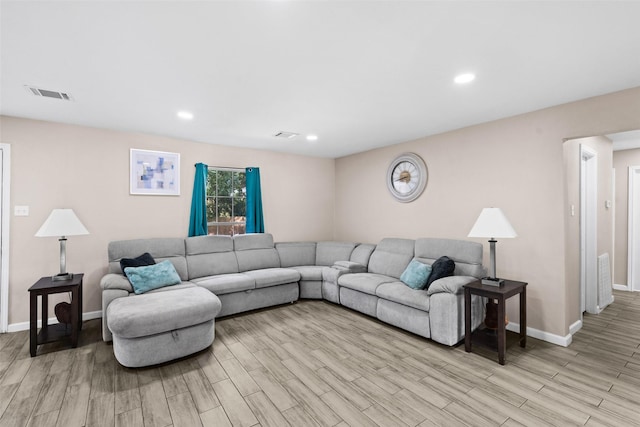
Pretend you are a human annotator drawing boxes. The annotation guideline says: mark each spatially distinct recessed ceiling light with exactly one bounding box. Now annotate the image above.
[454,73,475,84]
[306,135,318,141]
[177,111,194,120]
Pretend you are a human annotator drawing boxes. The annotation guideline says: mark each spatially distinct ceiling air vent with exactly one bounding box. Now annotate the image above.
[274,131,299,139]
[25,86,72,101]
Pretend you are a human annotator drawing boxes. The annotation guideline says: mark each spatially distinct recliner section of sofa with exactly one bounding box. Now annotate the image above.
[339,238,415,318]
[339,237,486,345]
[101,233,485,347]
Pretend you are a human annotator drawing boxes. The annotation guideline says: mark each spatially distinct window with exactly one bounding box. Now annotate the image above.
[206,168,246,236]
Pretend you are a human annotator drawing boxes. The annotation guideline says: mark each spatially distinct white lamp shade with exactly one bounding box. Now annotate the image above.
[35,209,89,237]
[467,208,517,239]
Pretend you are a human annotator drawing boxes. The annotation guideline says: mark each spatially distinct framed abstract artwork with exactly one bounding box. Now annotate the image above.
[130,149,180,195]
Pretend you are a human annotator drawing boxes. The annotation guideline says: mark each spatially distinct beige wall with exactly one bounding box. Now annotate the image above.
[613,148,640,286]
[3,87,640,340]
[335,87,640,338]
[1,116,335,326]
[562,136,613,320]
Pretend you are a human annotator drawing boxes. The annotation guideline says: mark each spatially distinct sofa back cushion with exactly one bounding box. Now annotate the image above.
[275,242,317,267]
[316,242,357,266]
[185,235,239,279]
[414,238,484,278]
[368,238,415,279]
[108,238,188,281]
[234,233,281,272]
[350,243,376,267]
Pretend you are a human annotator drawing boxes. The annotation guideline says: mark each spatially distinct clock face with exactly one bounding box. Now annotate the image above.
[386,153,427,202]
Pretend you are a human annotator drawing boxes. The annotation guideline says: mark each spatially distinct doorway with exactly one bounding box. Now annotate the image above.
[0,144,10,333]
[580,145,598,314]
[629,166,640,291]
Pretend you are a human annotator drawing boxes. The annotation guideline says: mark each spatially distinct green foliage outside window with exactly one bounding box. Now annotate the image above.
[206,169,246,235]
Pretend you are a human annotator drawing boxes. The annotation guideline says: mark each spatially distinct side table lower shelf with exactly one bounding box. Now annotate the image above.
[29,274,83,357]
[37,323,76,345]
[467,327,525,357]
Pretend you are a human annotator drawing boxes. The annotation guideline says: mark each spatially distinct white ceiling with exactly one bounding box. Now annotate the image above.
[608,130,640,151]
[2,1,640,158]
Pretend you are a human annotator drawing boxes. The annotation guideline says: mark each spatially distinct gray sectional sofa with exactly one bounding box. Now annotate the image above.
[101,233,486,358]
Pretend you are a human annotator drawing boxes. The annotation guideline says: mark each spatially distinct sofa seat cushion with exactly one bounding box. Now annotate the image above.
[243,268,301,289]
[375,282,430,312]
[338,273,396,295]
[146,282,197,294]
[290,266,324,281]
[107,287,221,339]
[192,273,255,295]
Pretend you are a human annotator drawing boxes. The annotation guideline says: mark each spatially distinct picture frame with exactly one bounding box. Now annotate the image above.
[130,149,180,195]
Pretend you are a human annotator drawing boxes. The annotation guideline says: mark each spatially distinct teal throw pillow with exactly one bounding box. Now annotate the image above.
[124,260,181,294]
[400,260,432,290]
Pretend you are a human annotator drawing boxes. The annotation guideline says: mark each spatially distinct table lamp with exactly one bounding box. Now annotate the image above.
[35,209,89,281]
[468,207,517,286]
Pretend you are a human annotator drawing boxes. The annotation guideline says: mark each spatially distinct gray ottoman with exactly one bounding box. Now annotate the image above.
[107,286,221,367]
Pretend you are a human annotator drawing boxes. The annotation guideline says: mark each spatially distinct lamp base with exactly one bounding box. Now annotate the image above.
[481,277,504,287]
[52,273,73,281]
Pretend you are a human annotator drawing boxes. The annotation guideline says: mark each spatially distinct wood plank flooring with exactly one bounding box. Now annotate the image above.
[1,290,639,426]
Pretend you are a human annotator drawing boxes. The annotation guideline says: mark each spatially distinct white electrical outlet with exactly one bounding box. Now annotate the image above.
[14,206,29,216]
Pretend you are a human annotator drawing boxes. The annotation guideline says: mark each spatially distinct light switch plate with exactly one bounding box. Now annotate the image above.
[14,206,29,216]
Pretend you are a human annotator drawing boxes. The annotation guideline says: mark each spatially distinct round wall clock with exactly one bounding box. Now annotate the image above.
[386,152,428,202]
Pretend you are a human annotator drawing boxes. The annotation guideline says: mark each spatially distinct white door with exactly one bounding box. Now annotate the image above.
[0,145,7,333]
[629,166,640,291]
[0,147,3,332]
[580,145,598,314]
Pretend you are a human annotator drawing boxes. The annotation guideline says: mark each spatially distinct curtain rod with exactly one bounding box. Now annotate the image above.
[199,165,245,171]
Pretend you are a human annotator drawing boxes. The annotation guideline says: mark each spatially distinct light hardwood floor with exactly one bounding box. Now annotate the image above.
[1,290,639,427]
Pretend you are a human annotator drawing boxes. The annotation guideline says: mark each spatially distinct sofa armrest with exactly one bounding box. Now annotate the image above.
[322,262,361,284]
[100,273,133,293]
[322,266,343,285]
[333,261,367,273]
[426,276,478,296]
[323,262,367,291]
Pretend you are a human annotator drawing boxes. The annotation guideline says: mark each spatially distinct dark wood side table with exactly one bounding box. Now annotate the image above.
[464,279,527,365]
[29,274,83,357]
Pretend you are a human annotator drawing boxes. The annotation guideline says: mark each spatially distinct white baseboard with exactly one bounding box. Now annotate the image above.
[569,319,583,336]
[506,321,574,347]
[613,283,629,291]
[7,310,102,333]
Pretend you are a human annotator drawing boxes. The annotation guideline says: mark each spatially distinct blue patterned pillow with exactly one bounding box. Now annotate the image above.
[400,260,432,290]
[124,260,181,294]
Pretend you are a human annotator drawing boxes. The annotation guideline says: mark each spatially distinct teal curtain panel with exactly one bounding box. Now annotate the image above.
[188,163,208,237]
[245,167,264,233]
